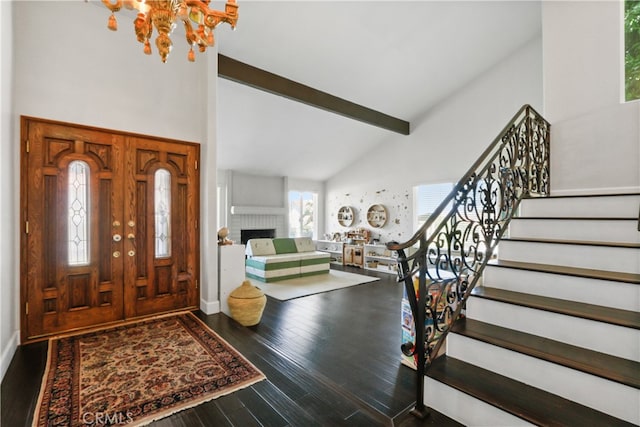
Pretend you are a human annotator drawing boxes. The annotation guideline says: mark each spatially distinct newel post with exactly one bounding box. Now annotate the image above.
[397,244,429,419]
[411,255,429,418]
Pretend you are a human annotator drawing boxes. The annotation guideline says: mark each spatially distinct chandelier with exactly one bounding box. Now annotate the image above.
[101,0,239,63]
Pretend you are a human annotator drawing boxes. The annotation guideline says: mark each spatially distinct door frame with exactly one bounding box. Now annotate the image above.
[20,116,201,343]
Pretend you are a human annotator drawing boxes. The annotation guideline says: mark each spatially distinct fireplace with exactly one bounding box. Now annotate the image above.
[241,228,276,245]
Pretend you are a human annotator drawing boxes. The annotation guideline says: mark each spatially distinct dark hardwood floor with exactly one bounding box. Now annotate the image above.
[1,266,461,427]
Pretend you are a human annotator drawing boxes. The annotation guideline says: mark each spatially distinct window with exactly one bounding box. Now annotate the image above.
[288,191,317,239]
[414,182,454,234]
[68,160,90,266]
[154,169,171,258]
[626,0,640,101]
[415,181,491,257]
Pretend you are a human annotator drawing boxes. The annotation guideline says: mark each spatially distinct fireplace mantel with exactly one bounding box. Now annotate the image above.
[230,205,287,215]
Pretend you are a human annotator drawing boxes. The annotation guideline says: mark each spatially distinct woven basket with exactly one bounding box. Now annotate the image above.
[228,280,267,326]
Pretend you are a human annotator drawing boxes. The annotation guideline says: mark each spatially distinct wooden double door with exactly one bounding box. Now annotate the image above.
[21,117,200,342]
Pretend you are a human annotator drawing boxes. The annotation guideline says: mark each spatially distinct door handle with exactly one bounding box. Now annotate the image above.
[113,234,122,242]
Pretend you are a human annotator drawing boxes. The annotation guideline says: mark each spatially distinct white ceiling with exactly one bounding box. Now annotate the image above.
[215,1,542,181]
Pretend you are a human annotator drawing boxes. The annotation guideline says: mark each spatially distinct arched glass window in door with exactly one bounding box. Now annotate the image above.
[68,160,90,266]
[154,169,172,258]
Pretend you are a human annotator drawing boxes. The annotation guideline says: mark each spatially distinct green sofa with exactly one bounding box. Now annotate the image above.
[245,237,330,282]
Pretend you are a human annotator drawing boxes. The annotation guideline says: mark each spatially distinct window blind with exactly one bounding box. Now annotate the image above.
[415,182,454,224]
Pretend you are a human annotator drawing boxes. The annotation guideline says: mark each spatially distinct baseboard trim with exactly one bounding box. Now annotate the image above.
[551,186,640,197]
[200,298,221,315]
[0,330,20,382]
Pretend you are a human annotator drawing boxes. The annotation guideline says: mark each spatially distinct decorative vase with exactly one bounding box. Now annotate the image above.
[228,280,267,326]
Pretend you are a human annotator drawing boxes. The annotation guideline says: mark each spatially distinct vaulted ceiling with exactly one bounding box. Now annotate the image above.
[215,1,542,181]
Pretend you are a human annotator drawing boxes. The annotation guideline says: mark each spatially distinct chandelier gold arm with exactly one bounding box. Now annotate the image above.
[101,0,122,13]
[99,0,238,62]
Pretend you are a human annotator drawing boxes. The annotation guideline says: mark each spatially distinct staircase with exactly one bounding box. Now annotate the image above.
[424,193,640,426]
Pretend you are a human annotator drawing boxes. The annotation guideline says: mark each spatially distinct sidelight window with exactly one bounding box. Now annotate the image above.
[154,169,172,258]
[68,160,90,266]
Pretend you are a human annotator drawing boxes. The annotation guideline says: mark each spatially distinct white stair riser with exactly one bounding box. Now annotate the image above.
[466,296,639,361]
[483,266,640,311]
[448,334,640,425]
[519,195,640,218]
[498,241,640,274]
[424,376,533,427]
[509,219,640,243]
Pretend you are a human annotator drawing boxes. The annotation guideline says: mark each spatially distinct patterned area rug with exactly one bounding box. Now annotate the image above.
[33,311,265,427]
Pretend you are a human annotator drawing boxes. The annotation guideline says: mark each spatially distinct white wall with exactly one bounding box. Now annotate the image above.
[325,183,413,244]
[201,48,221,314]
[2,0,221,377]
[543,1,640,194]
[231,172,285,207]
[326,36,543,243]
[13,2,205,141]
[0,0,18,382]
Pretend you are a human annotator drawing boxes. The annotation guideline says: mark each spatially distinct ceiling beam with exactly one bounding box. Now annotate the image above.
[218,54,410,135]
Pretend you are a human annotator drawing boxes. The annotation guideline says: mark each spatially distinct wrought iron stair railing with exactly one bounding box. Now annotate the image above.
[387,104,550,418]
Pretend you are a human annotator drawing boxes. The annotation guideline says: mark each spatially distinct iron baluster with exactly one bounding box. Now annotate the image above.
[389,104,550,419]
